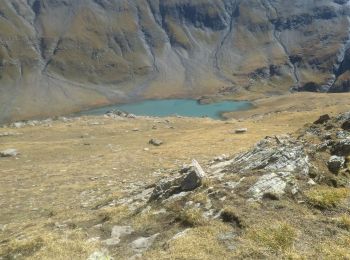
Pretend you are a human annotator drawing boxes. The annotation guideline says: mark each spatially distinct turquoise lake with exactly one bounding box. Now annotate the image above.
[79,99,252,120]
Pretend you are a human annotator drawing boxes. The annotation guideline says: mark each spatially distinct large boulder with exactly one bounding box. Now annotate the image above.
[150,160,206,201]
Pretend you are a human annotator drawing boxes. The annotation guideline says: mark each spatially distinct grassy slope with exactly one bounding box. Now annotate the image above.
[1,93,350,259]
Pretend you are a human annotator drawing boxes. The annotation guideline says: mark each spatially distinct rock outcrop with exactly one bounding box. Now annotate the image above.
[147,111,350,205]
[1,0,350,122]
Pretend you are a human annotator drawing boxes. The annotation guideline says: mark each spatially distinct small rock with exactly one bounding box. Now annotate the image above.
[111,225,134,238]
[130,234,159,253]
[235,128,248,134]
[143,148,150,151]
[87,237,100,243]
[214,154,229,162]
[307,179,317,186]
[314,114,331,124]
[327,156,345,174]
[342,120,350,131]
[127,114,136,119]
[0,149,19,157]
[13,122,25,128]
[149,138,163,146]
[87,250,113,260]
[0,224,6,232]
[171,229,191,241]
[331,139,350,156]
[102,225,134,246]
[133,128,139,132]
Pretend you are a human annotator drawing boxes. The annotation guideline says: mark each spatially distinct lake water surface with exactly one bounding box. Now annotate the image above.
[79,99,252,120]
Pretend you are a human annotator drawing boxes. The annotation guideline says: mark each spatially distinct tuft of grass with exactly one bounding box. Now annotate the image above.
[178,208,207,227]
[247,222,298,253]
[1,237,44,259]
[305,186,350,209]
[144,221,232,259]
[97,204,130,223]
[317,235,350,259]
[337,214,350,230]
[1,230,98,260]
[190,192,208,205]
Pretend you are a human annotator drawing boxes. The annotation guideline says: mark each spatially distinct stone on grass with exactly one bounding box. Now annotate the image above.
[149,138,163,146]
[235,128,248,134]
[0,149,19,157]
[327,156,345,174]
[130,233,159,253]
[87,250,113,260]
[102,225,134,246]
[341,120,350,130]
[150,159,206,201]
[181,160,206,191]
[314,114,331,124]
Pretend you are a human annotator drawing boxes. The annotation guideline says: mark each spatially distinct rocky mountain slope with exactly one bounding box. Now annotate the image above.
[1,0,350,122]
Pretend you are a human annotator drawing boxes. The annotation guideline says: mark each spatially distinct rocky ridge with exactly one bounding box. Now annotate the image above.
[81,111,350,259]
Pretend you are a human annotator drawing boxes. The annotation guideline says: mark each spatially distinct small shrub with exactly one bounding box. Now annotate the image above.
[305,186,350,209]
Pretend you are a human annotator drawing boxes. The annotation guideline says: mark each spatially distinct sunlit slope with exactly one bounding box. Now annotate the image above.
[0,0,350,122]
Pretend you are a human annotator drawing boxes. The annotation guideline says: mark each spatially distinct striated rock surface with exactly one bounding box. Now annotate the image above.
[1,0,350,122]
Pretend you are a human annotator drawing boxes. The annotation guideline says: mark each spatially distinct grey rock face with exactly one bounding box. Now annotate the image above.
[0,149,19,158]
[230,135,310,175]
[327,156,345,174]
[248,172,297,200]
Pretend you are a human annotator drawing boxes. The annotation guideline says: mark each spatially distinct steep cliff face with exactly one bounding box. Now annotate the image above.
[1,0,350,122]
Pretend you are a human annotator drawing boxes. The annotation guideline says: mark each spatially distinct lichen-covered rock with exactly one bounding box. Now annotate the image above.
[229,135,309,175]
[248,172,293,200]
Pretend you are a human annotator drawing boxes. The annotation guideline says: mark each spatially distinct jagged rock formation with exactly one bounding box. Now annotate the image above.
[1,0,350,122]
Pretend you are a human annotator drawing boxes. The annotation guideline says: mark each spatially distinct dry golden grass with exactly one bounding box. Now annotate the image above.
[144,221,232,260]
[305,186,350,209]
[337,214,350,231]
[1,93,350,258]
[178,208,207,227]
